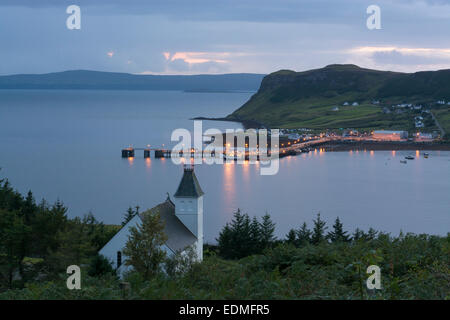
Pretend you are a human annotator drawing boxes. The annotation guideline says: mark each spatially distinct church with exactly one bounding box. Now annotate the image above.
[99,166,204,276]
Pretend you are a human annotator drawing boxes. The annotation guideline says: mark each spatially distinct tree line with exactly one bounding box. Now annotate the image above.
[217,210,384,260]
[0,177,118,289]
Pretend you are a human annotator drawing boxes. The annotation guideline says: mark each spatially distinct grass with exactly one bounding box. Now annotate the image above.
[434,108,450,137]
[232,94,416,130]
[228,64,450,131]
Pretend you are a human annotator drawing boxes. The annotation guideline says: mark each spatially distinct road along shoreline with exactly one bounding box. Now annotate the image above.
[318,141,450,152]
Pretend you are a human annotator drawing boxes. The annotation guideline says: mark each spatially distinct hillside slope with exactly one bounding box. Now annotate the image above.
[227,64,450,130]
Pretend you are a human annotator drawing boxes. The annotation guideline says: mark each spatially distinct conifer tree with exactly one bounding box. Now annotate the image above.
[217,209,263,259]
[217,224,233,259]
[352,228,366,242]
[260,213,276,248]
[366,228,378,241]
[18,191,36,278]
[22,191,36,225]
[311,213,327,244]
[230,209,253,257]
[286,229,297,246]
[122,206,139,226]
[250,216,262,253]
[296,222,312,246]
[0,209,30,288]
[327,217,350,243]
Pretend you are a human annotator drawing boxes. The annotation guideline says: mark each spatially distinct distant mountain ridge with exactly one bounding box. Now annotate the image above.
[228,64,450,129]
[0,70,265,92]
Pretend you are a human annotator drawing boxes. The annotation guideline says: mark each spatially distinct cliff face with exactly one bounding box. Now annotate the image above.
[227,64,450,128]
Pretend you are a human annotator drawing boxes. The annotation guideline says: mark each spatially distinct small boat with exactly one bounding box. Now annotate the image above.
[405,155,415,160]
[400,160,407,164]
[424,153,429,158]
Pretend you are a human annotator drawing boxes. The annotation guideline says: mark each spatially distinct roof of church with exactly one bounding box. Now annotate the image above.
[139,198,197,252]
[174,167,204,198]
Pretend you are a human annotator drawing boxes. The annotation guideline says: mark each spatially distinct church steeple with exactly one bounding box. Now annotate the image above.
[174,165,204,198]
[173,165,204,261]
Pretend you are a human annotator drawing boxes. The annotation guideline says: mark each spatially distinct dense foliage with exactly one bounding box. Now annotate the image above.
[0,177,119,290]
[217,210,276,259]
[0,179,448,300]
[123,212,168,279]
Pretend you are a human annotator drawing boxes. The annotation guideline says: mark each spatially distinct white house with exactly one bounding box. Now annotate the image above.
[415,121,425,128]
[99,166,204,276]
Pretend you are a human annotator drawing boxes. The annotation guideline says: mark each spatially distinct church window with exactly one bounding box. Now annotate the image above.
[117,251,122,268]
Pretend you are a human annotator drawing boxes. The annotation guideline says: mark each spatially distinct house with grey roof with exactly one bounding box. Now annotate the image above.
[99,166,204,276]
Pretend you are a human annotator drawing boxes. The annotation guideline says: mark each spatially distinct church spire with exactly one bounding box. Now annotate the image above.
[174,166,204,198]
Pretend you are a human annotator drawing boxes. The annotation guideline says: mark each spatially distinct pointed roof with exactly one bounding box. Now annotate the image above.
[139,199,197,252]
[174,167,204,198]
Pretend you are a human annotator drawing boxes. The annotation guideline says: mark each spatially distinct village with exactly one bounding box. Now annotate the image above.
[279,98,449,144]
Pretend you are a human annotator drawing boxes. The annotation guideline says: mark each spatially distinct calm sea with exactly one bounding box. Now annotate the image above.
[0,90,449,242]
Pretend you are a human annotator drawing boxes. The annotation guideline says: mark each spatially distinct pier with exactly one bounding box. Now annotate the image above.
[121,147,171,158]
[121,138,333,161]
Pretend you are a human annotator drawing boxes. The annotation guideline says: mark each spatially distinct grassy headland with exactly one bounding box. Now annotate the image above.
[227,64,450,136]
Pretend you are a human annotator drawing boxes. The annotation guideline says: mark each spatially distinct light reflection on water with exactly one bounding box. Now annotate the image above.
[203,149,450,242]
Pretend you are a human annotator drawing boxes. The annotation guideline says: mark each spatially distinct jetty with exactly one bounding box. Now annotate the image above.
[121,137,333,161]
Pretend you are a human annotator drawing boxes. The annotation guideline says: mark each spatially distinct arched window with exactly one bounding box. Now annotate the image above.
[117,251,122,268]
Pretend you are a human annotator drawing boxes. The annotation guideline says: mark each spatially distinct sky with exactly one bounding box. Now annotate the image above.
[0,0,450,75]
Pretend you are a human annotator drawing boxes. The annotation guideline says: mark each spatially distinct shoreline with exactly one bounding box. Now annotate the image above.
[191,117,450,151]
[319,141,450,152]
[191,116,267,130]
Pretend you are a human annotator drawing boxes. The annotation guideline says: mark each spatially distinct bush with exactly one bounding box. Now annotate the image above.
[88,254,115,278]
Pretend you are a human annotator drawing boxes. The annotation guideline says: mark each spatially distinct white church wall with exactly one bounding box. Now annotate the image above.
[99,215,174,277]
[196,196,204,260]
[174,196,199,237]
[99,215,141,270]
[173,195,204,261]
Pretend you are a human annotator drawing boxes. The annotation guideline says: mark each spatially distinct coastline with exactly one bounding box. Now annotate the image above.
[191,116,267,130]
[319,141,450,152]
[191,117,450,151]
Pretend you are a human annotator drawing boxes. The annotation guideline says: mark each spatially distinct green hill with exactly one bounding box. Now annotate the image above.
[227,64,450,131]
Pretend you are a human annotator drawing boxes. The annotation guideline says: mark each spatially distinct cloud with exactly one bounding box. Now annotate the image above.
[372,49,450,65]
[139,52,233,74]
[346,46,450,72]
[1,1,450,75]
[164,52,230,64]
